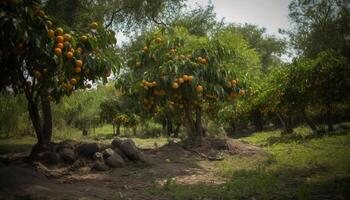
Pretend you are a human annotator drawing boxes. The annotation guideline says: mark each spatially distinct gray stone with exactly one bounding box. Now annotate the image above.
[93,152,104,161]
[38,151,61,165]
[105,153,125,168]
[92,162,109,171]
[76,143,100,158]
[71,159,85,169]
[111,138,123,148]
[113,147,128,161]
[102,148,115,159]
[60,148,75,163]
[118,139,141,161]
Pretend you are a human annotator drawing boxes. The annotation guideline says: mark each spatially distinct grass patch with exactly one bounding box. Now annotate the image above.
[157,124,350,200]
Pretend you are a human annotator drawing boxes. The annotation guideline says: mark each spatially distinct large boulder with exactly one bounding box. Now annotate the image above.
[75,143,100,158]
[92,162,109,171]
[113,139,143,162]
[37,151,60,165]
[105,153,125,168]
[60,148,76,163]
[102,148,115,159]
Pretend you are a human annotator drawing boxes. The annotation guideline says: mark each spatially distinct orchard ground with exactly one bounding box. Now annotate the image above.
[0,122,349,200]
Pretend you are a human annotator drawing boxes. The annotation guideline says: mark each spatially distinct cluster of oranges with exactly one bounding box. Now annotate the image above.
[141,80,157,90]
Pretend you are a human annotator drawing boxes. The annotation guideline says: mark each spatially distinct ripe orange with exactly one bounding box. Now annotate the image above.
[152,81,157,87]
[63,33,71,41]
[56,43,64,49]
[66,51,73,59]
[172,82,179,89]
[187,75,193,81]
[155,37,162,43]
[143,86,149,90]
[75,60,83,67]
[54,48,62,55]
[239,89,245,96]
[182,75,188,81]
[90,22,98,29]
[80,35,88,42]
[73,67,81,73]
[65,83,73,90]
[56,36,64,43]
[48,29,54,38]
[196,85,203,92]
[70,78,77,85]
[36,10,45,17]
[231,80,237,85]
[55,28,64,36]
[143,46,148,52]
[178,78,184,84]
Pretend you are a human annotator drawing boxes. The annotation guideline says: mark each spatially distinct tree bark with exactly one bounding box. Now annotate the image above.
[252,109,264,132]
[29,95,53,156]
[116,124,120,136]
[174,123,181,138]
[229,121,236,136]
[301,107,322,134]
[326,103,334,132]
[276,113,293,134]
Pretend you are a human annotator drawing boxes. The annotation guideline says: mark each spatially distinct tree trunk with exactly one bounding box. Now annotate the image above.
[116,124,120,136]
[195,106,203,138]
[252,109,263,132]
[276,113,293,134]
[326,103,334,132]
[174,123,181,138]
[29,95,53,156]
[132,127,137,136]
[112,124,115,135]
[184,108,196,137]
[167,119,173,137]
[301,107,322,134]
[229,121,236,136]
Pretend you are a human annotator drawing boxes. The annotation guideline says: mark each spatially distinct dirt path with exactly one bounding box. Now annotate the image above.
[0,143,227,200]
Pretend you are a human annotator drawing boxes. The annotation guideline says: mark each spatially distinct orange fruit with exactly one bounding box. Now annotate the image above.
[196,85,203,92]
[55,28,63,36]
[54,48,62,55]
[152,81,157,87]
[155,37,162,43]
[36,10,45,17]
[182,75,188,81]
[48,29,54,38]
[63,33,71,41]
[231,80,237,85]
[47,95,53,101]
[187,75,193,81]
[56,36,64,43]
[76,47,82,54]
[80,35,88,42]
[70,78,77,85]
[46,20,53,27]
[143,46,148,52]
[178,78,184,84]
[56,43,64,49]
[90,22,98,29]
[171,82,179,89]
[239,89,245,96]
[75,60,83,67]
[66,51,73,59]
[73,67,81,73]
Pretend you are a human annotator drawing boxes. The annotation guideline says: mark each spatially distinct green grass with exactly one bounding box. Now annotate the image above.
[158,124,350,200]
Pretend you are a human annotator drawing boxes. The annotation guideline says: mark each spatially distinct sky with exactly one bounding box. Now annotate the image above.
[117,0,292,45]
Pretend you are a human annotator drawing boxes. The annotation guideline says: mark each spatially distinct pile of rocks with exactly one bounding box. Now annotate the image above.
[36,138,147,171]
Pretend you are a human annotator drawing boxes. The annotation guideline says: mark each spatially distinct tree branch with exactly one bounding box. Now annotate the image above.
[105,6,134,29]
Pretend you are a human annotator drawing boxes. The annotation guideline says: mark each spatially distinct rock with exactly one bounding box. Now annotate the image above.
[102,148,115,159]
[113,148,128,161]
[92,162,109,171]
[60,148,75,163]
[93,152,104,161]
[111,138,123,149]
[38,151,60,165]
[76,143,100,158]
[117,139,142,161]
[56,140,78,153]
[71,159,85,169]
[105,153,125,168]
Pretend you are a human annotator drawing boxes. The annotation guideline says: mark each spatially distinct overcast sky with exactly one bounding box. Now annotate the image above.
[186,0,292,35]
[117,0,292,45]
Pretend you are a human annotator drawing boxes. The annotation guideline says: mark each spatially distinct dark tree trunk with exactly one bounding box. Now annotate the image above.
[301,108,322,134]
[167,119,173,137]
[112,124,115,135]
[29,95,53,156]
[229,121,236,136]
[174,123,181,138]
[184,108,196,137]
[252,109,264,132]
[195,106,203,138]
[116,124,120,136]
[132,127,137,136]
[326,103,334,132]
[276,113,293,134]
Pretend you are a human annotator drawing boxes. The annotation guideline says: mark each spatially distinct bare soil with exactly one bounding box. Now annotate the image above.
[0,138,267,200]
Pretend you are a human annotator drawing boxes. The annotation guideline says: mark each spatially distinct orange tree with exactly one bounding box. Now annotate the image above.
[116,28,248,140]
[0,0,118,155]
